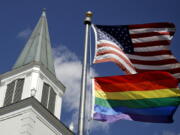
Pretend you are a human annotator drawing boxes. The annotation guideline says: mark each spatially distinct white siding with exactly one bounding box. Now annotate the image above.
[0,114,22,135]
[21,73,31,100]
[0,107,63,135]
[30,71,40,94]
[36,77,44,102]
[0,85,7,107]
[54,95,62,119]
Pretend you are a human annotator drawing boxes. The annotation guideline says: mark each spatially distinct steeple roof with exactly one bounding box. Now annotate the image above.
[13,10,55,75]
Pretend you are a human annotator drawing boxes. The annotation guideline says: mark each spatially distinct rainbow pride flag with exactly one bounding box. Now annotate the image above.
[92,71,180,123]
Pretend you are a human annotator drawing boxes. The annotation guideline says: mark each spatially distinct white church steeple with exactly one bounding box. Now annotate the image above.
[0,10,65,119]
[0,10,73,135]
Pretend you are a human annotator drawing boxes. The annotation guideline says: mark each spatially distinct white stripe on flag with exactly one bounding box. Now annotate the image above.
[127,54,176,61]
[96,46,131,63]
[131,35,172,43]
[134,45,169,52]
[129,28,175,34]
[173,73,180,78]
[97,40,122,49]
[134,63,180,70]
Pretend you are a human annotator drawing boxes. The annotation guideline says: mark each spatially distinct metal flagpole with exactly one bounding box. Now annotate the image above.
[78,11,93,135]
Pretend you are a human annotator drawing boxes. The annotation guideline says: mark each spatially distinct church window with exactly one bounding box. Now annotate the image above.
[41,83,56,113]
[4,78,24,106]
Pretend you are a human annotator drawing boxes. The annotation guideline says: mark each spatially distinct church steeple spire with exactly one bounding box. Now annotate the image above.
[13,9,55,75]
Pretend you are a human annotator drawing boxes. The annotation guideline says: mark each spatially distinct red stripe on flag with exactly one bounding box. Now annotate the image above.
[130,59,178,65]
[128,23,175,29]
[97,43,122,51]
[134,50,172,56]
[130,32,174,38]
[96,50,134,68]
[133,40,170,47]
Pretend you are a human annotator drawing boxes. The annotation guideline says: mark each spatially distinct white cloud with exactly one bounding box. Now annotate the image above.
[54,46,82,110]
[54,45,109,133]
[17,28,32,39]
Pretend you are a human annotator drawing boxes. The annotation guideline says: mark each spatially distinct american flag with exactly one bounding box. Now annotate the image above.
[92,23,180,80]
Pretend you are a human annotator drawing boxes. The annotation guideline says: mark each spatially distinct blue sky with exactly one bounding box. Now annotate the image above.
[0,0,180,135]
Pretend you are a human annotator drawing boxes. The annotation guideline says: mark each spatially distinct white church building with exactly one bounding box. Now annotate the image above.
[0,10,74,135]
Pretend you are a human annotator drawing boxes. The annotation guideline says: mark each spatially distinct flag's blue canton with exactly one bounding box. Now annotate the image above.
[96,25,134,54]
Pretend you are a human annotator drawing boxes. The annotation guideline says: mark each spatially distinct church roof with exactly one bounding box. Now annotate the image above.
[13,10,55,75]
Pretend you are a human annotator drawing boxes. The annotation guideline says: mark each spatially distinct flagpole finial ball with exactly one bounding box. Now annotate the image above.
[84,11,93,24]
[86,11,93,17]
